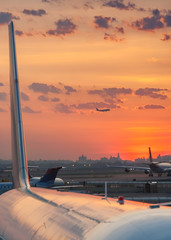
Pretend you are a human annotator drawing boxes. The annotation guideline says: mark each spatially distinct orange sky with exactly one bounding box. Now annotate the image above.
[0,0,171,160]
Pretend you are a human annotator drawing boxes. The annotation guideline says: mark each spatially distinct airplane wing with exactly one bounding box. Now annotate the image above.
[0,21,171,240]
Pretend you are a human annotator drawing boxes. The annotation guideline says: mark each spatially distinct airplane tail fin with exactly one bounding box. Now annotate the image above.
[39,167,62,183]
[9,21,30,189]
[149,147,153,163]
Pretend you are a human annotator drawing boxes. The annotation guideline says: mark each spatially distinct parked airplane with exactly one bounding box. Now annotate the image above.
[148,147,171,177]
[96,107,110,112]
[0,167,64,194]
[118,148,171,177]
[0,21,171,240]
[29,166,64,187]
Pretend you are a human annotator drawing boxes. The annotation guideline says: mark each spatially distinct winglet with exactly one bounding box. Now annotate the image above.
[9,21,30,189]
[149,147,153,163]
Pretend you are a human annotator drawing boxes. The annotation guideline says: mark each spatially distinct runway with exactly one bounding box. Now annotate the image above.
[58,167,171,182]
[57,169,171,203]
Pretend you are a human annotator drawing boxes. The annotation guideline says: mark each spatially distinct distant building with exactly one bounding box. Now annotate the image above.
[135,157,146,164]
[158,155,171,163]
[77,154,87,163]
[100,157,109,162]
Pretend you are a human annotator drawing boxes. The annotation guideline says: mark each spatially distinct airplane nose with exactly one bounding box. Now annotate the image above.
[86,208,171,240]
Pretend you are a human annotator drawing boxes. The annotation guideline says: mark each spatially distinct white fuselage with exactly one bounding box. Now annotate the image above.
[150,162,171,173]
[0,177,64,195]
[30,177,64,187]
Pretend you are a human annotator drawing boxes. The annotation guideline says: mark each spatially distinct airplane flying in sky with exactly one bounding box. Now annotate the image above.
[0,21,171,240]
[96,107,110,112]
[117,147,171,177]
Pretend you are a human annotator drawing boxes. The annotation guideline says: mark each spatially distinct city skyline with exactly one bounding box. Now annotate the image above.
[0,0,171,160]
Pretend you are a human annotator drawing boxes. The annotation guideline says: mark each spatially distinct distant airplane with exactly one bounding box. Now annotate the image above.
[29,166,64,187]
[1,21,171,240]
[117,147,171,177]
[147,147,171,177]
[96,107,110,112]
[0,167,64,194]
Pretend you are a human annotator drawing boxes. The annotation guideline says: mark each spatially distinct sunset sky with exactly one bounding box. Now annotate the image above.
[0,0,171,161]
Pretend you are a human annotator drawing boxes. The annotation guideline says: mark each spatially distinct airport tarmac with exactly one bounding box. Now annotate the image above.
[1,166,171,183]
[1,167,171,203]
[58,167,171,182]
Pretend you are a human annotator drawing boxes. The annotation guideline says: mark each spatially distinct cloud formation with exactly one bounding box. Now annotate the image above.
[15,29,46,38]
[104,87,132,96]
[135,88,167,100]
[161,34,171,41]
[54,100,120,113]
[73,101,120,110]
[28,83,61,94]
[55,103,73,113]
[104,33,124,42]
[38,95,49,101]
[89,87,132,98]
[103,0,136,11]
[138,104,165,110]
[46,19,77,36]
[64,85,77,95]
[51,97,60,102]
[115,27,125,34]
[0,107,6,112]
[0,12,19,25]
[94,16,116,29]
[23,9,47,17]
[41,0,59,3]
[131,9,166,31]
[21,92,29,101]
[83,2,94,10]
[164,14,171,27]
[0,92,7,101]
[15,30,24,36]
[23,106,40,113]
